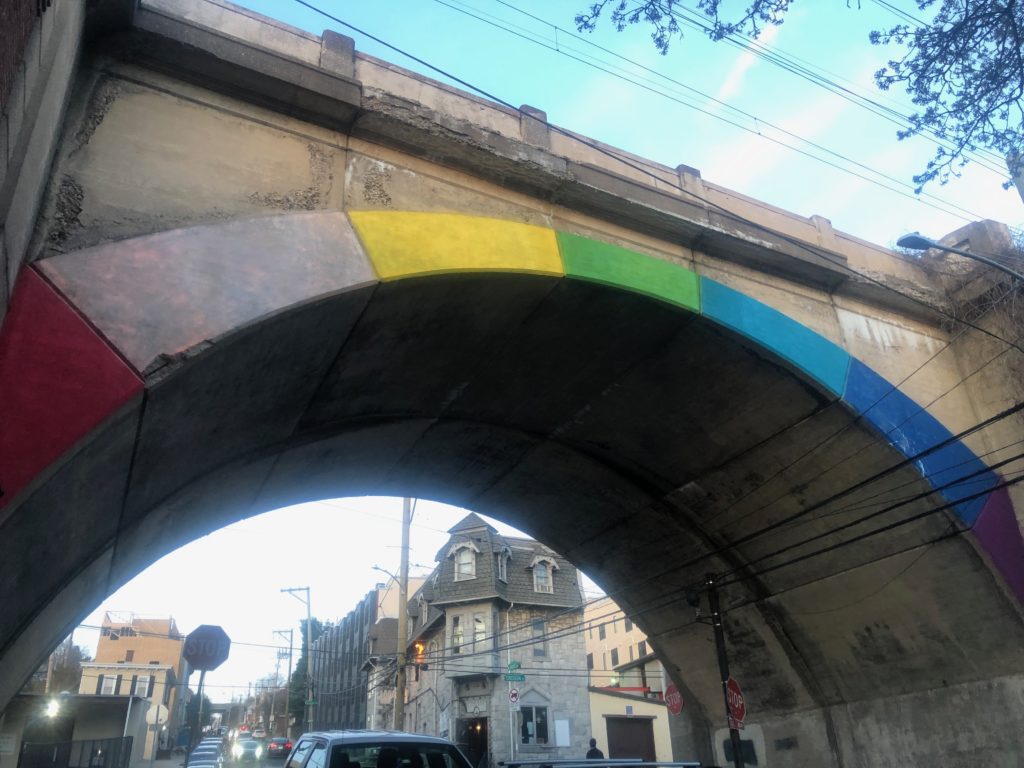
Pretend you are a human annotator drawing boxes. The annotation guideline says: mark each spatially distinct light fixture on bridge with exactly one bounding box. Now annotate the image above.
[45,699,60,718]
[896,232,1024,281]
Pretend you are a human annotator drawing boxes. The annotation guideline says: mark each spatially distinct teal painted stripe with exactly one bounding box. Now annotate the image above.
[700,277,850,396]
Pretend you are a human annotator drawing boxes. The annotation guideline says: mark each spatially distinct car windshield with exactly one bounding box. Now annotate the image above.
[332,742,472,768]
[272,739,289,744]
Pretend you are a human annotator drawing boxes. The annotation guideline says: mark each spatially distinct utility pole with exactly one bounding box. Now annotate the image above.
[281,587,313,733]
[393,498,412,730]
[274,629,294,738]
[707,573,744,768]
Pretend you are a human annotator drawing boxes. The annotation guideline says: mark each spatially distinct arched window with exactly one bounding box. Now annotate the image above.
[497,546,511,582]
[454,545,476,581]
[532,557,556,593]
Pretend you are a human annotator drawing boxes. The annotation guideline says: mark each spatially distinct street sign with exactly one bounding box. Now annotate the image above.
[665,683,684,716]
[726,676,746,730]
[509,688,519,704]
[146,704,169,725]
[184,625,232,671]
[507,661,521,671]
[504,673,526,682]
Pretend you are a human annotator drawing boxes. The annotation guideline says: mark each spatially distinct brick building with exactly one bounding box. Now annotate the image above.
[78,614,186,758]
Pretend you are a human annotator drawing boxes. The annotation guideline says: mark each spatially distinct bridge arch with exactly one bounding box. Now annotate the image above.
[1,211,1022,765]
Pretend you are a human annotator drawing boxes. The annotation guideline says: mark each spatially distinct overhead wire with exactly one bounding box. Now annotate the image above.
[659,0,1010,168]
[433,0,994,221]
[277,0,1024,664]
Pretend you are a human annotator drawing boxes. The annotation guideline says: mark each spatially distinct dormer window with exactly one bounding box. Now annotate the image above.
[531,556,557,593]
[497,546,511,582]
[448,541,479,581]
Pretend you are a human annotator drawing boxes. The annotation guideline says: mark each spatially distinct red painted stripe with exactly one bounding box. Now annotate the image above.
[0,268,143,509]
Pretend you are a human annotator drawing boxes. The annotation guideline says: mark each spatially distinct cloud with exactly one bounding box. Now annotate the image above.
[714,23,782,103]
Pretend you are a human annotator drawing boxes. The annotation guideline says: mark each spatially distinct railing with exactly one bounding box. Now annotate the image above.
[0,0,52,113]
[18,736,133,768]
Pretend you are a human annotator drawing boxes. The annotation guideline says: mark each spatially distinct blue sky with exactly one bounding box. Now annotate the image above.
[229,0,1022,245]
[78,0,1023,703]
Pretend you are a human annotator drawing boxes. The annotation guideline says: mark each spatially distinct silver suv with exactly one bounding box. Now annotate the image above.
[285,731,474,768]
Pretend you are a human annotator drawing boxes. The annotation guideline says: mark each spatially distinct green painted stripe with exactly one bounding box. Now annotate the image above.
[557,231,700,312]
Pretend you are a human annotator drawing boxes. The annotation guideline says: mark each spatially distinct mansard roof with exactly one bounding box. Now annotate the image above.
[426,524,583,609]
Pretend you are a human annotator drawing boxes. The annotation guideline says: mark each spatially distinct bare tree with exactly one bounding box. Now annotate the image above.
[574,0,1024,191]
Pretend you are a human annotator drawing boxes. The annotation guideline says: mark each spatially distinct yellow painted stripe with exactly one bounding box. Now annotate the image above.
[350,211,564,279]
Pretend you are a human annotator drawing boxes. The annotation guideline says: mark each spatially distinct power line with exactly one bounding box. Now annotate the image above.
[432,0,996,222]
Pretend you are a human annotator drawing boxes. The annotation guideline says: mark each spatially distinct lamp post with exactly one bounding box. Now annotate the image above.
[897,232,1024,281]
[281,587,313,733]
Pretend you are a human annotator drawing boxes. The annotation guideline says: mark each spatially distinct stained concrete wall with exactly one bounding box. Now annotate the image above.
[0,0,85,321]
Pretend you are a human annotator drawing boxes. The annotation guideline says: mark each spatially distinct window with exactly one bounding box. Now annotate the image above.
[454,548,476,581]
[473,614,486,648]
[610,649,619,667]
[133,675,150,696]
[586,653,593,670]
[531,619,546,658]
[533,562,553,593]
[286,740,314,768]
[624,618,633,632]
[629,646,634,662]
[452,616,463,655]
[497,549,510,582]
[638,641,647,657]
[125,650,134,662]
[101,675,117,695]
[598,624,606,641]
[306,743,327,768]
[520,705,549,745]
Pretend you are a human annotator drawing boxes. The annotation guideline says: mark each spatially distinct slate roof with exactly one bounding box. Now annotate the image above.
[423,513,584,609]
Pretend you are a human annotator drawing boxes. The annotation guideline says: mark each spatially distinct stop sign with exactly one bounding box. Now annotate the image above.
[184,625,231,671]
[726,676,746,729]
[664,683,684,716]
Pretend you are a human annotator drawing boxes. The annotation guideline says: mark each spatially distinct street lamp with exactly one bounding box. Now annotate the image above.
[897,232,1024,281]
[45,699,60,718]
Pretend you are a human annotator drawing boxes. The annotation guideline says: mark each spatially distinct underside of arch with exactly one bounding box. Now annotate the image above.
[0,211,1022,754]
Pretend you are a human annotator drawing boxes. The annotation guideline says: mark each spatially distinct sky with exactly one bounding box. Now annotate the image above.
[224,0,1022,246]
[75,0,1024,701]
[78,500,602,702]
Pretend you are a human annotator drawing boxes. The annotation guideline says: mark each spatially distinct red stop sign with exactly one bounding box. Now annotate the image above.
[726,676,746,729]
[664,684,683,716]
[184,625,231,671]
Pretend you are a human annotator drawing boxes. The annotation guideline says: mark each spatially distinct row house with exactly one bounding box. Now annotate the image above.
[77,614,187,758]
[583,597,674,762]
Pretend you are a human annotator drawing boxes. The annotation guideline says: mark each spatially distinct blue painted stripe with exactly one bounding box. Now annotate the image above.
[843,359,996,525]
[700,277,850,396]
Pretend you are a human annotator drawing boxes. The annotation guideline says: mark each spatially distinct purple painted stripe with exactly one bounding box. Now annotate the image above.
[972,487,1024,604]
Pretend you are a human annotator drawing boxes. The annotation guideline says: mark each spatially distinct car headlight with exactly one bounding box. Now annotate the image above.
[232,746,242,757]
[255,748,262,758]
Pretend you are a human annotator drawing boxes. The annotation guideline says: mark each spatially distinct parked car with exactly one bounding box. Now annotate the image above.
[189,745,223,764]
[232,739,265,763]
[283,731,473,768]
[267,739,292,759]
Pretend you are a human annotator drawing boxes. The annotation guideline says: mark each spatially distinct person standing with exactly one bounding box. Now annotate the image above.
[586,738,604,759]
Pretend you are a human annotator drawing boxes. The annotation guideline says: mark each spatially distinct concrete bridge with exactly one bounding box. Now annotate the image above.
[1,1,1023,765]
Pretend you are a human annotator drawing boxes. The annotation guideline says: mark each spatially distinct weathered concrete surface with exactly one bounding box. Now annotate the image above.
[0,1,1022,766]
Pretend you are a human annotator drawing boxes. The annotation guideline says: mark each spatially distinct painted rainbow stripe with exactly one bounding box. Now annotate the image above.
[349,211,999,527]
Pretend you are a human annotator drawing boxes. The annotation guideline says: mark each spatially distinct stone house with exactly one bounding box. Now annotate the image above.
[388,513,591,768]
